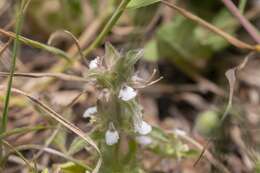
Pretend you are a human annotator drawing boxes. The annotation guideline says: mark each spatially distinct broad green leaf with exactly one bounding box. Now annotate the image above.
[127,0,161,9]
[144,40,159,62]
[157,15,212,63]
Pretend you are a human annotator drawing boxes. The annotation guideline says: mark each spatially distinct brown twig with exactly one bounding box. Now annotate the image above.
[161,0,257,51]
[221,0,260,44]
[0,72,88,82]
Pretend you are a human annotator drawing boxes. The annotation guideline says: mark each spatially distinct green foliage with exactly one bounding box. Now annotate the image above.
[127,0,161,9]
[143,6,239,77]
[27,0,85,34]
[195,110,221,137]
[148,127,196,158]
[59,162,86,173]
[255,159,260,173]
[143,40,159,61]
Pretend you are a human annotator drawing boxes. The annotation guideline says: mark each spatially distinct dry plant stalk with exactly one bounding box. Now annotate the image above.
[0,85,102,173]
[161,0,259,52]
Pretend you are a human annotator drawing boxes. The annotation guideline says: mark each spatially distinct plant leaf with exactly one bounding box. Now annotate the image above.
[127,0,161,9]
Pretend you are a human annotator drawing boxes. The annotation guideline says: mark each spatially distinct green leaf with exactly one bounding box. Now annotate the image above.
[67,136,88,155]
[60,162,86,173]
[157,15,212,62]
[127,0,161,9]
[144,40,159,62]
[52,128,67,153]
[194,9,237,51]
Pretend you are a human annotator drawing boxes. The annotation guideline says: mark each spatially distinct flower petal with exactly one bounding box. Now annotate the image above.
[134,120,152,135]
[83,106,97,118]
[136,135,152,145]
[89,57,100,69]
[118,85,137,101]
[105,130,119,145]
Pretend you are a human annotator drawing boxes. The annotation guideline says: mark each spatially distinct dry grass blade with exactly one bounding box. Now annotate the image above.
[161,0,257,51]
[0,39,11,56]
[221,52,254,122]
[0,39,12,70]
[170,131,231,173]
[48,30,84,60]
[194,53,255,168]
[0,72,88,82]
[9,144,92,171]
[2,140,34,171]
[0,86,102,172]
[0,28,71,61]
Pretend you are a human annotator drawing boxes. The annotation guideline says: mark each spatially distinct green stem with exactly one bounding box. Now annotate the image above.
[238,0,247,14]
[83,0,132,57]
[1,6,23,133]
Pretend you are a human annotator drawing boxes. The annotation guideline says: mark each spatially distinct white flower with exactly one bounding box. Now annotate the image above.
[173,128,186,136]
[89,57,100,69]
[136,136,152,145]
[105,129,119,146]
[105,122,119,146]
[83,106,97,118]
[118,85,137,101]
[134,120,152,135]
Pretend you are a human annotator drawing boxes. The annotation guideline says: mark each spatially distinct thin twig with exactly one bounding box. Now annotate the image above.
[0,28,71,61]
[161,0,257,51]
[0,86,102,173]
[221,0,260,44]
[0,72,88,82]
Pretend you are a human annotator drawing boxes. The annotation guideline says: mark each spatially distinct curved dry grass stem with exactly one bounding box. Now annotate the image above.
[8,144,92,171]
[0,28,71,61]
[161,0,258,51]
[0,86,102,172]
[0,39,11,56]
[0,72,88,82]
[48,30,85,60]
[2,140,34,171]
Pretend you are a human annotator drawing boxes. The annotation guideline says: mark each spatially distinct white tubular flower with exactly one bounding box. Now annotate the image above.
[118,85,137,101]
[89,56,100,69]
[83,106,97,118]
[105,123,119,146]
[134,120,152,135]
[136,136,152,145]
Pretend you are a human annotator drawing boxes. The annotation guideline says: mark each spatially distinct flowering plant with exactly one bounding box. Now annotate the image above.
[78,43,191,173]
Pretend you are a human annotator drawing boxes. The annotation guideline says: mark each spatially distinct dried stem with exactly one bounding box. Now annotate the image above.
[161,0,257,51]
[221,0,260,44]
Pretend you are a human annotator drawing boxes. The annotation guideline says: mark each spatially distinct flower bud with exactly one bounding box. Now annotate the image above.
[105,122,119,145]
